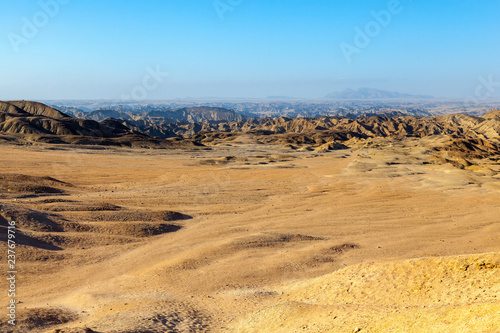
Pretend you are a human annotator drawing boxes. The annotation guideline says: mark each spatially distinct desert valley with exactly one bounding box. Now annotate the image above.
[0,100,499,332]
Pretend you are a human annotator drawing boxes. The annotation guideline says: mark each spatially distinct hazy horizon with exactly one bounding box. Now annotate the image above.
[2,0,499,100]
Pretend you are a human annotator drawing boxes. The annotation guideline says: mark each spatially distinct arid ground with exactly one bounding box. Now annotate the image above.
[1,137,499,332]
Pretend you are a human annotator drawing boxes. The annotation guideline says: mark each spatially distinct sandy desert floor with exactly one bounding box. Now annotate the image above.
[0,137,499,332]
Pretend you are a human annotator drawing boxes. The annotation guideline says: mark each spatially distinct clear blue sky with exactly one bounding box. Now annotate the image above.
[1,0,499,100]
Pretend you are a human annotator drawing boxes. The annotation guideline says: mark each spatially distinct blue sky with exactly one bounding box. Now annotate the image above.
[1,0,499,100]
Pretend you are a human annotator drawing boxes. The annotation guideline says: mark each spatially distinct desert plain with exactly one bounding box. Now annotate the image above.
[0,129,499,332]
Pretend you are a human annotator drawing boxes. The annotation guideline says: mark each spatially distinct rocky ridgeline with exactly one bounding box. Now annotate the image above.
[0,101,171,147]
[1,101,500,160]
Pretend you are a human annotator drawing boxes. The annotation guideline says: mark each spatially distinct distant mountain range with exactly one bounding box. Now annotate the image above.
[2,101,500,164]
[66,106,245,123]
[325,88,434,100]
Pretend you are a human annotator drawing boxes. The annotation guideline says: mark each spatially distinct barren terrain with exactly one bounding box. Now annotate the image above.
[0,132,499,332]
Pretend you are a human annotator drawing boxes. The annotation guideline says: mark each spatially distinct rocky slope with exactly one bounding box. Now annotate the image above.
[120,112,500,142]
[69,106,245,123]
[231,253,500,332]
[0,101,179,147]
[2,101,500,163]
[164,113,500,162]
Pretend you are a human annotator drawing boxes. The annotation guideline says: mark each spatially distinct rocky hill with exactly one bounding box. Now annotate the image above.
[2,101,500,163]
[0,101,174,147]
[69,106,245,123]
[127,112,500,144]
